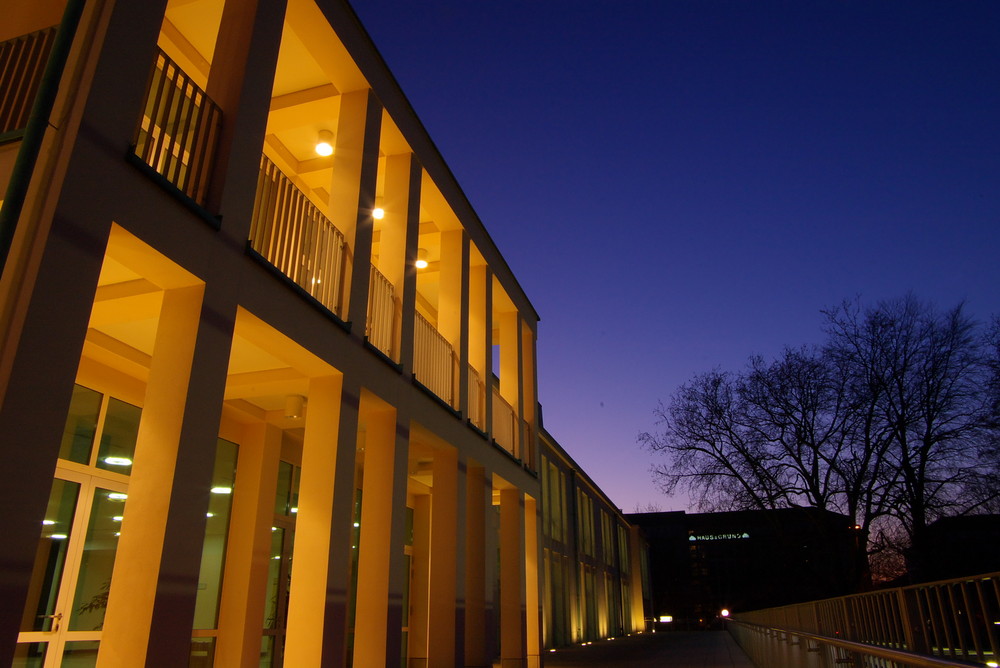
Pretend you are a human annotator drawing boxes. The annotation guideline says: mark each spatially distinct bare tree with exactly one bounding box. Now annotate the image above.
[642,295,997,582]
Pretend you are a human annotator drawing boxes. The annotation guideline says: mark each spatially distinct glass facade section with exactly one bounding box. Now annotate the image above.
[192,438,238,629]
[20,479,80,632]
[70,487,128,631]
[58,385,101,464]
[94,397,141,475]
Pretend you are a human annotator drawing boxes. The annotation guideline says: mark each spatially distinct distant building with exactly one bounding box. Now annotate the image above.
[908,515,1000,583]
[628,508,862,626]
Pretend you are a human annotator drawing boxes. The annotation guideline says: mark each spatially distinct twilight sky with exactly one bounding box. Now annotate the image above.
[351,1,1000,513]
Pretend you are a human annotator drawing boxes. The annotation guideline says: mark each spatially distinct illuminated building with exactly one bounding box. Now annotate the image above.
[1,0,553,664]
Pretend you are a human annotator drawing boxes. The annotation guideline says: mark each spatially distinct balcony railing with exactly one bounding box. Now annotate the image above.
[367,265,396,357]
[0,27,56,136]
[492,388,517,456]
[250,155,347,316]
[468,365,485,429]
[413,312,456,406]
[133,48,221,205]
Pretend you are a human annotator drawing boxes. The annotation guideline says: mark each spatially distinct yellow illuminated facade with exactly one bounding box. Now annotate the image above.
[539,430,648,649]
[0,0,646,665]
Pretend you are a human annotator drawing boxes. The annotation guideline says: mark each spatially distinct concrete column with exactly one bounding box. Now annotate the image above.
[284,374,352,666]
[628,526,645,632]
[499,488,526,667]
[377,153,412,361]
[427,448,460,667]
[215,422,282,667]
[498,311,521,457]
[353,403,408,666]
[464,464,488,667]
[484,481,500,665]
[524,495,541,665]
[409,494,431,666]
[334,90,382,331]
[438,230,467,409]
[482,271,494,435]
[519,320,537,469]
[398,158,422,375]
[100,282,237,667]
[204,0,287,225]
[467,264,488,429]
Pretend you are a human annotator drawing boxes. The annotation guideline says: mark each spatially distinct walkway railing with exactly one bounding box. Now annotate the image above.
[133,47,222,205]
[250,155,347,317]
[367,265,395,357]
[731,571,1000,667]
[0,27,56,135]
[729,620,990,668]
[467,365,485,429]
[413,312,455,406]
[492,388,516,456]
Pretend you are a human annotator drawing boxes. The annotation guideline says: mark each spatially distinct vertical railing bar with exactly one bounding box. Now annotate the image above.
[959,580,983,660]
[935,586,956,657]
[921,588,942,657]
[150,59,179,174]
[166,76,194,188]
[975,578,999,660]
[945,583,966,658]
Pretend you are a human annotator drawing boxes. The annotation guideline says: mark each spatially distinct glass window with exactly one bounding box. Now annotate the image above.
[20,479,81,632]
[61,640,99,666]
[192,439,238,630]
[273,461,299,517]
[70,487,127,631]
[95,397,141,475]
[59,385,102,464]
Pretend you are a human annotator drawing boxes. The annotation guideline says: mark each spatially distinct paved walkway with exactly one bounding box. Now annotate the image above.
[543,630,756,668]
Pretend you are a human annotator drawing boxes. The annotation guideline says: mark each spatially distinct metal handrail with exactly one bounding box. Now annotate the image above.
[250,154,347,316]
[413,311,455,405]
[734,571,1000,666]
[0,27,57,135]
[366,264,395,357]
[132,47,222,204]
[728,619,991,668]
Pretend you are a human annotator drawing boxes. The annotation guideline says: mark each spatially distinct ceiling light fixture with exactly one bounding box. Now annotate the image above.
[285,394,306,419]
[315,129,334,157]
[415,248,429,269]
[372,207,385,220]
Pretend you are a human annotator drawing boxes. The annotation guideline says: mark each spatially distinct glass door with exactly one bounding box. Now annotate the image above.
[14,384,140,668]
[15,468,129,668]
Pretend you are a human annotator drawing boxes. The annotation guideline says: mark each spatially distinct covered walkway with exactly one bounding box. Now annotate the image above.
[544,630,755,668]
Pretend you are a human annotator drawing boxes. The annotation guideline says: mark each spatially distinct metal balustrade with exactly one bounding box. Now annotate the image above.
[728,620,987,668]
[250,155,347,316]
[492,388,516,456]
[133,48,222,204]
[468,365,485,429]
[732,571,1000,666]
[0,27,56,135]
[367,265,396,357]
[413,312,455,406]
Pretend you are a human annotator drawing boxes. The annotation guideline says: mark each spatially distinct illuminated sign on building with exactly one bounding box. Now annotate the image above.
[688,532,750,541]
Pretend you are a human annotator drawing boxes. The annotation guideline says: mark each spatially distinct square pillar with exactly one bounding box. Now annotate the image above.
[499,488,526,668]
[353,402,409,666]
[464,464,489,667]
[284,374,356,666]
[99,283,236,667]
[333,90,382,330]
[427,448,460,667]
[215,422,282,666]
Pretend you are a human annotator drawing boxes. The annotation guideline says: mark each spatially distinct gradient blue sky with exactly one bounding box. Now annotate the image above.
[351,1,1000,512]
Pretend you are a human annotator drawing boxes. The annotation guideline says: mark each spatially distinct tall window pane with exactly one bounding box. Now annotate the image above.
[192,439,238,629]
[58,385,102,464]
